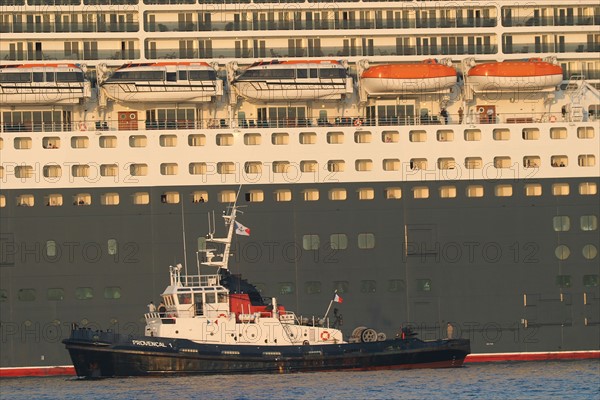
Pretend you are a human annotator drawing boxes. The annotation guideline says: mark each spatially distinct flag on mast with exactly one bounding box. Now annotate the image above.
[234,221,250,236]
[333,292,343,303]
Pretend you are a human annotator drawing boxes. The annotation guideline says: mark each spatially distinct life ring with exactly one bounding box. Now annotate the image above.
[549,115,557,122]
[320,331,330,341]
[78,122,87,131]
[354,118,362,127]
[218,313,227,318]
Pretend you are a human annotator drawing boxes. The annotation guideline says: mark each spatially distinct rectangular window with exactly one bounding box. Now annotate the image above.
[495,184,513,197]
[328,188,347,201]
[330,233,348,250]
[357,188,374,200]
[133,192,149,205]
[303,234,320,250]
[358,233,375,249]
[553,216,570,232]
[466,185,484,198]
[552,183,570,196]
[385,187,402,199]
[101,193,119,205]
[188,134,205,146]
[189,162,207,175]
[580,215,598,231]
[412,186,429,199]
[302,189,319,201]
[524,184,542,196]
[439,186,456,198]
[417,279,432,292]
[579,182,597,195]
[274,189,291,202]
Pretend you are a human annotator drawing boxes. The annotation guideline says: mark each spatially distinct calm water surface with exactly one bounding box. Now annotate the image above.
[1,360,598,400]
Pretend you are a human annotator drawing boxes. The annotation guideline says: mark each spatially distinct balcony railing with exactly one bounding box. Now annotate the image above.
[1,22,139,34]
[0,49,141,61]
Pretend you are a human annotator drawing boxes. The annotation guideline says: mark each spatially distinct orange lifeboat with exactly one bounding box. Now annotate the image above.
[361,60,457,94]
[467,59,563,92]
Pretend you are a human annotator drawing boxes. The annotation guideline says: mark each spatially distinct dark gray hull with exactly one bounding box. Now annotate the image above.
[1,178,599,369]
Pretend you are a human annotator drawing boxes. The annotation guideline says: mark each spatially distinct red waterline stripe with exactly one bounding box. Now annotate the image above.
[0,366,75,378]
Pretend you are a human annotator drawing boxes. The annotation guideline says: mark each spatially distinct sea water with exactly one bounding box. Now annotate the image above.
[0,360,598,400]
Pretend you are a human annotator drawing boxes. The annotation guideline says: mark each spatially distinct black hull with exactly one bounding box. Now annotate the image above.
[63,328,470,377]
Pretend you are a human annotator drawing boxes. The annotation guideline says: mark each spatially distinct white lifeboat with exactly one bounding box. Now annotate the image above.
[361,59,457,94]
[467,58,563,92]
[232,60,353,101]
[0,63,90,105]
[100,62,222,103]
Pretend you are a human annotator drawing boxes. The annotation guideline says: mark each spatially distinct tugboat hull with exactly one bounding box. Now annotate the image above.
[64,328,470,377]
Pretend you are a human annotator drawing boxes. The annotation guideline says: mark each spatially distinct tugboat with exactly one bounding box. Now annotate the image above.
[63,202,470,377]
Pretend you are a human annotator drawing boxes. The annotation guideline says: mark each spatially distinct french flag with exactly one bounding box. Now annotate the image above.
[333,293,343,303]
[234,221,250,236]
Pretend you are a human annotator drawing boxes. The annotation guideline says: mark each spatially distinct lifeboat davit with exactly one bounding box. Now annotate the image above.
[467,58,563,92]
[100,62,222,103]
[0,63,90,105]
[361,60,457,94]
[232,60,353,101]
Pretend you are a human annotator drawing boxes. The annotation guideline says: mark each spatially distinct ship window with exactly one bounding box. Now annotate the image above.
[327,132,344,144]
[355,159,372,172]
[217,292,227,303]
[523,156,541,168]
[217,162,235,175]
[551,155,568,167]
[43,137,60,149]
[466,185,484,198]
[438,158,456,170]
[303,234,320,250]
[46,240,57,257]
[245,190,264,202]
[107,239,118,255]
[358,188,374,200]
[383,159,400,171]
[550,127,567,139]
[18,289,36,302]
[439,186,457,198]
[14,137,32,149]
[410,158,427,170]
[583,275,599,287]
[358,233,375,249]
[0,195,5,208]
[583,244,598,260]
[43,165,62,178]
[75,287,93,300]
[197,237,206,252]
[417,279,432,292]
[302,189,319,201]
[279,283,294,295]
[15,165,34,179]
[409,130,427,142]
[192,191,207,203]
[330,234,348,250]
[578,155,596,167]
[494,156,512,169]
[272,132,289,145]
[305,281,322,295]
[0,137,3,149]
[273,161,290,173]
[465,157,482,169]
[552,183,570,196]
[495,184,513,197]
[129,135,147,148]
[242,161,261,174]
[579,182,597,196]
[524,184,542,197]
[383,131,399,143]
[327,160,345,172]
[130,163,148,176]
[188,134,205,146]
[244,133,261,145]
[354,131,372,143]
[333,281,349,294]
[160,134,177,147]
[101,193,119,206]
[162,192,179,204]
[361,280,377,293]
[71,164,90,178]
[189,162,207,175]
[388,279,405,293]
[464,129,481,141]
[328,188,347,201]
[412,186,429,199]
[219,190,236,203]
[553,216,570,232]
[300,160,318,173]
[104,287,121,300]
[44,194,63,207]
[17,194,34,207]
[100,164,118,177]
[99,136,117,148]
[71,136,89,149]
[160,163,178,176]
[522,128,540,140]
[73,193,91,206]
[179,293,193,304]
[493,128,510,141]
[555,245,570,260]
[434,130,452,142]
[299,132,317,144]
[47,288,65,301]
[385,187,402,199]
[556,275,572,288]
[133,192,150,205]
[580,215,598,231]
[274,189,291,202]
[577,126,594,139]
